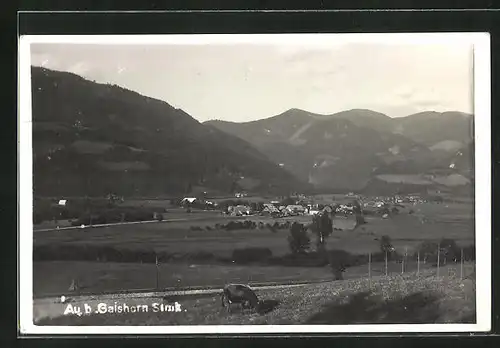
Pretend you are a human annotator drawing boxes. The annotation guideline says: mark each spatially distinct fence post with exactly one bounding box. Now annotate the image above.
[437,242,440,278]
[401,247,408,273]
[368,252,372,288]
[155,254,159,290]
[460,248,464,280]
[385,250,388,276]
[417,250,420,276]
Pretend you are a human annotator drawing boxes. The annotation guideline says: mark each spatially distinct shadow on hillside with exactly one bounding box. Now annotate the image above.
[305,291,449,324]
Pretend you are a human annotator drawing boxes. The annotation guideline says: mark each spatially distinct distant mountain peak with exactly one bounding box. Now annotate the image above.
[279,108,323,117]
[329,109,391,119]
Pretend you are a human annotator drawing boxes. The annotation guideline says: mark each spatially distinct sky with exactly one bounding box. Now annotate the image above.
[30,41,474,123]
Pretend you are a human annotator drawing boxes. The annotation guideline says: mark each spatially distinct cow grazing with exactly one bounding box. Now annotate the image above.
[221,284,261,313]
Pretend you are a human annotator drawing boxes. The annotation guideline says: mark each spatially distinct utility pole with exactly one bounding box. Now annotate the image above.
[460,248,464,280]
[417,250,420,276]
[368,252,372,288]
[401,247,407,274]
[437,242,441,278]
[155,254,159,290]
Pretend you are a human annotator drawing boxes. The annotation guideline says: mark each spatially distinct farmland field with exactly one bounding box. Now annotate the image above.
[33,255,475,297]
[33,262,334,296]
[34,201,475,255]
[32,200,475,296]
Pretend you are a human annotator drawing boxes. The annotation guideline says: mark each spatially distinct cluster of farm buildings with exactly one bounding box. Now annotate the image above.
[179,192,428,218]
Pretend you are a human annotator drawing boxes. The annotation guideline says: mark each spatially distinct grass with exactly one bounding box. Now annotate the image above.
[33,262,334,296]
[33,254,475,297]
[36,266,476,325]
[33,202,474,257]
[32,201,475,297]
[376,174,433,185]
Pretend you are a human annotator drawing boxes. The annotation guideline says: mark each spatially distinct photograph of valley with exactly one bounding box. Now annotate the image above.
[25,36,480,330]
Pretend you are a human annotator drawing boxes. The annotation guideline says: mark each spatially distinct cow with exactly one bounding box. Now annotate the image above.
[221,284,261,313]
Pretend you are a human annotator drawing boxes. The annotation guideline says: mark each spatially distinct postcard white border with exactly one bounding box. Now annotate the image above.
[18,33,491,335]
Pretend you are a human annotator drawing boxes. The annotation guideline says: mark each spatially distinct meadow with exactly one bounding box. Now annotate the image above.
[34,201,474,256]
[32,199,475,297]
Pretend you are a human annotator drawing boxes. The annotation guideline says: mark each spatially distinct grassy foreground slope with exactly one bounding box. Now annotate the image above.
[38,268,475,325]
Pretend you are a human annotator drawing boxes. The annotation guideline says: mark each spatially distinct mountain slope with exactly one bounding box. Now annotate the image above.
[392,111,473,147]
[207,110,432,191]
[205,108,474,193]
[31,67,310,197]
[322,109,394,133]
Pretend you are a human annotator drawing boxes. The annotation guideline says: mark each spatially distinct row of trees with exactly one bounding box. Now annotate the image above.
[289,217,471,263]
[287,208,473,280]
[287,213,334,255]
[288,200,365,255]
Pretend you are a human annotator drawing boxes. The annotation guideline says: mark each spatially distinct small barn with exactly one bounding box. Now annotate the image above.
[180,197,197,206]
[58,199,67,206]
[229,205,251,216]
[262,204,280,214]
[286,205,306,214]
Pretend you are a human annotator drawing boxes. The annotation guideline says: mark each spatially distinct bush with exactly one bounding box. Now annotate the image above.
[220,220,258,231]
[380,235,394,254]
[32,244,217,264]
[232,247,273,264]
[270,252,329,267]
[412,239,473,265]
[327,249,351,265]
[327,250,351,280]
[415,240,439,263]
[155,212,164,221]
[439,238,460,262]
[185,251,215,262]
[311,212,333,251]
[287,222,310,255]
[224,221,238,230]
[69,207,162,226]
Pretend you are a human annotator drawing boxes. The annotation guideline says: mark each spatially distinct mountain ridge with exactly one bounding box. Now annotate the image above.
[205,108,474,193]
[31,66,473,197]
[204,107,471,124]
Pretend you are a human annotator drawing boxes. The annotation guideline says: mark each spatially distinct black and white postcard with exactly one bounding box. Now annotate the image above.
[18,33,491,334]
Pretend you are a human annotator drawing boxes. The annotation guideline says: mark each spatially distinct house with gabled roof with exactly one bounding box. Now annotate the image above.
[180,197,198,206]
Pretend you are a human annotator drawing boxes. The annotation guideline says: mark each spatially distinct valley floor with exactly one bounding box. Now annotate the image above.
[32,201,475,297]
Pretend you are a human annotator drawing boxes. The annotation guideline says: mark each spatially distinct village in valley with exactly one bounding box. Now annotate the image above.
[192,191,428,218]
